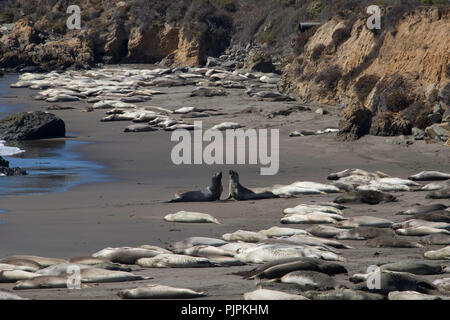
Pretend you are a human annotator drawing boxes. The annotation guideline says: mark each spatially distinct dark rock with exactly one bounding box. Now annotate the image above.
[442,106,450,122]
[433,103,444,114]
[370,112,411,136]
[221,60,237,69]
[246,49,276,73]
[438,82,450,106]
[0,166,27,176]
[0,111,66,140]
[336,103,372,141]
[427,112,442,125]
[412,127,425,140]
[0,156,9,167]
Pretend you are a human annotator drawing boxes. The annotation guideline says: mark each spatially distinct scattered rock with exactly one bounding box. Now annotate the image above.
[0,156,27,176]
[427,113,442,125]
[245,49,276,73]
[425,123,449,143]
[412,127,425,140]
[438,82,450,106]
[0,111,65,140]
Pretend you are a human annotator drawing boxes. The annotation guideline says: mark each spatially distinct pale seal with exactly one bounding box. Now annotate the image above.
[166,172,223,202]
[244,289,308,300]
[163,211,220,224]
[227,170,278,200]
[334,190,396,205]
[380,261,446,275]
[419,234,450,245]
[118,285,206,299]
[304,289,384,300]
[388,291,441,300]
[408,171,450,181]
[279,271,340,291]
[426,188,450,199]
[424,246,450,260]
[396,203,448,215]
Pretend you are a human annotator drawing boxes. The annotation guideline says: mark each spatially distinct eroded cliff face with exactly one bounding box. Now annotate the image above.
[280,7,449,107]
[280,6,449,141]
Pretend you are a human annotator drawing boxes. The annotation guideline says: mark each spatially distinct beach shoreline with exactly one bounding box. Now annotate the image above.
[0,67,448,300]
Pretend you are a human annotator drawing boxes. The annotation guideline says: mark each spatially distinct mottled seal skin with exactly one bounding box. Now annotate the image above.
[419,234,450,245]
[366,236,423,248]
[118,285,206,299]
[166,172,223,202]
[333,190,396,205]
[411,211,450,223]
[380,261,445,275]
[280,271,340,291]
[336,227,396,240]
[396,204,448,215]
[227,170,278,200]
[304,289,385,300]
[426,188,450,199]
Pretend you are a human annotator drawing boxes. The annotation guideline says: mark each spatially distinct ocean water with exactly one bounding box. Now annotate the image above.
[0,139,108,196]
[0,74,109,197]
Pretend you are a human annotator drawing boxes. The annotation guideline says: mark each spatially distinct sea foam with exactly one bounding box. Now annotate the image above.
[0,140,25,157]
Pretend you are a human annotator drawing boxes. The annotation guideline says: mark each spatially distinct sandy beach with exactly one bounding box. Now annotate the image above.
[0,70,449,300]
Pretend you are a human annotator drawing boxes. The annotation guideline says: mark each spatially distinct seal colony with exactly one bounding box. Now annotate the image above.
[2,65,450,300]
[1,168,449,300]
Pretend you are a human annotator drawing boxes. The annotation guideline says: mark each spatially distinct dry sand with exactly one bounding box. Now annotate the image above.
[0,77,449,299]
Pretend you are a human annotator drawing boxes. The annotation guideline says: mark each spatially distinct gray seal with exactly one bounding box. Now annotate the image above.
[356,272,437,295]
[426,188,450,199]
[366,235,422,248]
[334,190,396,205]
[166,172,223,202]
[413,211,450,223]
[396,203,448,215]
[380,261,446,275]
[227,170,278,200]
[419,234,450,245]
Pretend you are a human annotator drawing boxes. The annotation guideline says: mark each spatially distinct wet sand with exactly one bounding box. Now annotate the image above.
[0,75,449,299]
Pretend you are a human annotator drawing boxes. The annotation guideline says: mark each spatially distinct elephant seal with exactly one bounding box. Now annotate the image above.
[92,247,164,264]
[388,291,441,300]
[0,261,40,272]
[327,169,387,180]
[392,219,450,230]
[279,271,340,291]
[304,289,384,300]
[163,211,220,224]
[227,170,278,200]
[412,211,450,223]
[424,246,450,260]
[419,234,450,245]
[14,276,71,290]
[79,268,150,283]
[396,203,448,215]
[336,227,396,240]
[0,291,27,300]
[408,171,450,181]
[433,278,450,292]
[222,230,268,243]
[118,285,206,299]
[380,261,446,275]
[307,225,348,238]
[419,180,450,191]
[366,235,423,248]
[244,288,308,300]
[356,271,437,295]
[172,245,234,258]
[137,254,217,268]
[0,270,39,283]
[166,172,223,202]
[246,257,347,279]
[334,190,396,205]
[259,226,311,238]
[426,188,450,199]
[396,226,450,236]
[0,255,66,267]
[168,237,228,250]
[336,216,394,229]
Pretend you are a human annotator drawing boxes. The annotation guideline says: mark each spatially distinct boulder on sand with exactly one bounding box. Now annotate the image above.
[0,111,65,140]
[0,156,27,176]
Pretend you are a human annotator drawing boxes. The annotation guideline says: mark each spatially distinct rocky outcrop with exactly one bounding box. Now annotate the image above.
[425,122,449,143]
[0,19,94,70]
[336,102,372,141]
[281,6,450,140]
[245,49,276,73]
[0,156,27,176]
[0,111,66,140]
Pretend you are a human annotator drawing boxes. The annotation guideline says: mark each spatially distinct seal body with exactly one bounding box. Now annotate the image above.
[166,172,223,202]
[228,170,278,200]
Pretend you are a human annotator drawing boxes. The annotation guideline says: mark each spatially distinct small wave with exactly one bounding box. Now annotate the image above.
[0,140,25,157]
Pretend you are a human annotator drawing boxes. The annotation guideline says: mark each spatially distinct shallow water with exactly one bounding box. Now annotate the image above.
[0,139,108,197]
[0,74,109,197]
